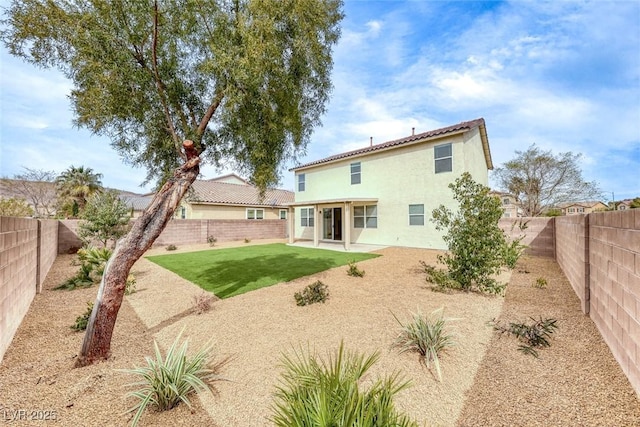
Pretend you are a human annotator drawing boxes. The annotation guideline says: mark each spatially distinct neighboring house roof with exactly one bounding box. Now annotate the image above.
[558,201,606,209]
[119,193,154,211]
[187,180,294,207]
[206,173,250,185]
[290,118,493,171]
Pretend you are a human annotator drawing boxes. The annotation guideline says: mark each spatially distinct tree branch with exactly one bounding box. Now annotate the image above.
[197,90,225,137]
[152,0,183,159]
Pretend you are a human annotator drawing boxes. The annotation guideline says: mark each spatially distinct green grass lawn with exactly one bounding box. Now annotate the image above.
[146,243,380,299]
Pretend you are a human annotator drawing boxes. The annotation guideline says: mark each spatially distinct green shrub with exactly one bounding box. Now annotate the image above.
[346,260,365,277]
[392,308,456,382]
[166,244,177,251]
[56,247,113,290]
[426,172,512,295]
[125,274,137,295]
[294,281,329,306]
[271,343,417,427]
[121,330,220,427]
[207,235,217,246]
[533,277,548,289]
[244,238,251,243]
[492,317,558,357]
[71,301,94,331]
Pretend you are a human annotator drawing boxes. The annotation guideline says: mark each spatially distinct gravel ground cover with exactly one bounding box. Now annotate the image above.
[1,240,638,426]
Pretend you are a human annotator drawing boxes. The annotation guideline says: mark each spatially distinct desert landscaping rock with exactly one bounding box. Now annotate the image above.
[0,240,638,426]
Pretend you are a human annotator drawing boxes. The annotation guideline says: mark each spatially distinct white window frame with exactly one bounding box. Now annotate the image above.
[298,174,306,192]
[246,208,264,220]
[408,204,425,226]
[301,208,314,227]
[354,204,377,229]
[351,162,361,185]
[434,143,453,173]
[279,209,287,220]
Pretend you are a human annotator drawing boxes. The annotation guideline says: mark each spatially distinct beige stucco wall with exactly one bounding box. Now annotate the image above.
[180,203,286,221]
[292,132,490,249]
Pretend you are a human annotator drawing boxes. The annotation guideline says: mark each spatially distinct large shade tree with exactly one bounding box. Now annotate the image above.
[492,144,602,216]
[2,0,343,366]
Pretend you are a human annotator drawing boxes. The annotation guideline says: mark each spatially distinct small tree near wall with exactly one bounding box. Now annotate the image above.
[425,172,510,295]
[78,190,131,248]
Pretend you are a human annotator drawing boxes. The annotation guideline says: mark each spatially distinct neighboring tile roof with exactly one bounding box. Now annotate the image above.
[119,193,153,211]
[291,118,491,170]
[558,201,606,209]
[187,180,294,207]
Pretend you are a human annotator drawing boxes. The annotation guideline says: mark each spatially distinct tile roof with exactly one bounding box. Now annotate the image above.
[291,118,491,170]
[187,180,294,207]
[558,201,606,208]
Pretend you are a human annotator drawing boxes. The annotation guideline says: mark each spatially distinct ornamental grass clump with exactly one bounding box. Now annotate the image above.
[392,308,457,382]
[120,330,220,427]
[271,343,417,427]
[492,317,558,358]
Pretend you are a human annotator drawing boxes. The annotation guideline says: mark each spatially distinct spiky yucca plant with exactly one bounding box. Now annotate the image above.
[392,308,456,382]
[121,330,219,427]
[271,343,417,427]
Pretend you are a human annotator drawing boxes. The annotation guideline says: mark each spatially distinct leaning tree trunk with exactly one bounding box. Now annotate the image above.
[76,141,200,367]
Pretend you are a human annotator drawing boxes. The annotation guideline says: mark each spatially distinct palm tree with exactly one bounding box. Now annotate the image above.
[56,166,103,216]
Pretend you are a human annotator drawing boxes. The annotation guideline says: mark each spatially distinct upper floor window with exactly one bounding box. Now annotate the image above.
[298,174,306,192]
[568,208,575,213]
[351,162,361,185]
[247,208,264,220]
[279,209,287,220]
[180,206,186,219]
[434,143,452,173]
[354,205,377,228]
[503,198,510,205]
[409,204,424,226]
[577,207,584,213]
[620,205,627,210]
[301,208,314,227]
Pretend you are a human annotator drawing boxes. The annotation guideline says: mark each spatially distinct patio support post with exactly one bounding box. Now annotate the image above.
[313,204,319,247]
[288,207,294,244]
[344,202,351,251]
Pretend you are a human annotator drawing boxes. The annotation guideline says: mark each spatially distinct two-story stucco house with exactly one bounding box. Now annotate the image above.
[286,118,493,250]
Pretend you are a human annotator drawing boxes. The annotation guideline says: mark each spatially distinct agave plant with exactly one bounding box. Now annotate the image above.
[271,342,417,427]
[392,307,457,382]
[120,329,220,427]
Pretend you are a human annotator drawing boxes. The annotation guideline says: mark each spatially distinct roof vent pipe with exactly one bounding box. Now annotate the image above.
[412,127,415,136]
[370,136,373,147]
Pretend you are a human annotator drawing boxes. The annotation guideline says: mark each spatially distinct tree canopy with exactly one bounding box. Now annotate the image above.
[2,0,343,189]
[2,0,344,365]
[492,144,602,216]
[79,190,131,248]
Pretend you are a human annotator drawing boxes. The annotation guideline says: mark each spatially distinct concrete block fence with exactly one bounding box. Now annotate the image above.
[510,211,640,396]
[58,219,288,253]
[0,217,58,362]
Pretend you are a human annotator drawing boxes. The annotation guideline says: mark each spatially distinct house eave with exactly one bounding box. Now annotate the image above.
[284,198,379,207]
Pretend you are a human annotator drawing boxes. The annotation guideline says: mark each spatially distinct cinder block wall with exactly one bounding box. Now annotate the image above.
[154,219,287,246]
[38,220,59,293]
[58,220,83,254]
[587,210,640,395]
[555,215,589,313]
[0,217,38,362]
[498,217,555,257]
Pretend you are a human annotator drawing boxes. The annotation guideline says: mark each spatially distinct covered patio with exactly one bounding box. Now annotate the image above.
[286,198,378,251]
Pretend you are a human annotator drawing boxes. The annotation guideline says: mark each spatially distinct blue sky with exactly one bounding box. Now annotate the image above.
[1,1,639,200]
